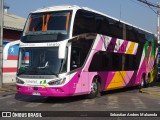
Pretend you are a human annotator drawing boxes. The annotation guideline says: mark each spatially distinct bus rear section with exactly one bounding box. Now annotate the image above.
[3,40,19,83]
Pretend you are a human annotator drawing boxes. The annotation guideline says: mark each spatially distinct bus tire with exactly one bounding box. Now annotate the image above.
[146,74,151,87]
[139,76,146,89]
[86,78,100,99]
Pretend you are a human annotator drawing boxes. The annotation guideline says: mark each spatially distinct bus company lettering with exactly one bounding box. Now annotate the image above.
[26,80,38,84]
[47,42,60,47]
[20,43,36,47]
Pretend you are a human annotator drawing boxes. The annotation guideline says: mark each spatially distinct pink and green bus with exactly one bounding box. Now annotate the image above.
[16,5,158,98]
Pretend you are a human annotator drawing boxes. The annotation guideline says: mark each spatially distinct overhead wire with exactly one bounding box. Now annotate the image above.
[130,0,149,8]
[130,0,159,14]
[137,0,159,8]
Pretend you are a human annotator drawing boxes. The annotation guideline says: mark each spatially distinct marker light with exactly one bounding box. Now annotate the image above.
[48,78,66,85]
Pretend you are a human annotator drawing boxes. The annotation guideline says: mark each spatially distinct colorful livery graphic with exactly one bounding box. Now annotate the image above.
[16,5,157,98]
[3,40,19,83]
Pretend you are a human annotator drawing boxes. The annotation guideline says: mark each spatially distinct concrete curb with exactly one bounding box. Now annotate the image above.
[140,85,160,96]
[140,89,160,96]
[0,83,16,93]
[138,81,160,96]
[0,89,16,93]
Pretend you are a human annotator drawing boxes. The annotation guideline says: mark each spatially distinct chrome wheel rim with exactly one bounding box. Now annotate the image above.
[91,81,97,93]
[141,79,144,87]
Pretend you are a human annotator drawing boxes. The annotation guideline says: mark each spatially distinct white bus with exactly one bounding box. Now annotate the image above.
[16,5,157,98]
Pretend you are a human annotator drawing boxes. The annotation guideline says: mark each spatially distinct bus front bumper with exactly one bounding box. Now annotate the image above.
[16,85,72,97]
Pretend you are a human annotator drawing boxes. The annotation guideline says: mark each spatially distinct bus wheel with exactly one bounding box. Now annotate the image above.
[146,75,151,87]
[140,77,145,89]
[86,78,100,99]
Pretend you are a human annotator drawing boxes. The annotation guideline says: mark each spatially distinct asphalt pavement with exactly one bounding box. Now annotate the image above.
[0,82,160,119]
[0,81,160,96]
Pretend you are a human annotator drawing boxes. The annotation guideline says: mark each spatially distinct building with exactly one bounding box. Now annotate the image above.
[3,4,26,41]
[2,4,26,83]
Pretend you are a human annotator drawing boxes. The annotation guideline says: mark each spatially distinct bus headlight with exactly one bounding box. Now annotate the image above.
[48,78,66,85]
[16,78,25,84]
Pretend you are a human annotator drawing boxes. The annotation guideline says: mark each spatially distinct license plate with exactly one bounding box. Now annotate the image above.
[32,92,41,96]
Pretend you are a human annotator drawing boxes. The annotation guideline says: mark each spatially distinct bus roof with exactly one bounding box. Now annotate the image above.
[32,5,155,35]
[32,5,80,13]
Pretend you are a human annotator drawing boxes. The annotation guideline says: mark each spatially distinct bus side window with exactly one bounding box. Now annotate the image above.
[102,52,110,70]
[70,47,81,70]
[88,52,101,71]
[112,53,122,71]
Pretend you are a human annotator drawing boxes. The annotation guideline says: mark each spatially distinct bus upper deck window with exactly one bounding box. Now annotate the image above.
[24,11,72,36]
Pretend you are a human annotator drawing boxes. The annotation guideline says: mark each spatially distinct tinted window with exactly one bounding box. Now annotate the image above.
[73,10,155,45]
[124,54,137,70]
[48,16,67,30]
[73,10,96,36]
[22,11,72,43]
[73,10,123,39]
[89,51,141,72]
[70,38,94,71]
[89,52,122,71]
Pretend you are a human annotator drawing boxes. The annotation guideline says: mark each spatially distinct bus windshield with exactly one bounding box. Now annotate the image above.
[17,47,67,75]
[22,11,72,42]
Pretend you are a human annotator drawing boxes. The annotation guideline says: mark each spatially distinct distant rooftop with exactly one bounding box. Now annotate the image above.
[4,13,26,31]
[4,2,10,9]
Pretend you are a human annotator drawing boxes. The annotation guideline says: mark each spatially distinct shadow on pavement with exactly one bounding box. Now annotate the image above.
[14,86,141,104]
[14,93,87,104]
[149,81,160,87]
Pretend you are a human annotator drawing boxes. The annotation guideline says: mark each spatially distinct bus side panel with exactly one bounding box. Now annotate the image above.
[87,71,136,91]
[70,71,90,95]
[147,43,158,83]
[86,35,155,91]
[97,71,135,91]
[72,35,106,95]
[135,41,157,85]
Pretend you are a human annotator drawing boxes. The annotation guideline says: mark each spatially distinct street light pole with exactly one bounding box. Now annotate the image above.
[0,0,4,88]
[157,3,160,44]
[158,11,160,44]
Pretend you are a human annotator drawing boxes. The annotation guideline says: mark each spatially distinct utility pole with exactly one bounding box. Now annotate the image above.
[137,0,160,43]
[157,3,160,44]
[0,0,4,88]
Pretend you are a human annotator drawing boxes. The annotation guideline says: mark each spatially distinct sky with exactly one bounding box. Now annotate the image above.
[4,0,160,34]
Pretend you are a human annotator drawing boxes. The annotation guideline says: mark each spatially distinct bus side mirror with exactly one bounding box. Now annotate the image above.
[58,41,67,59]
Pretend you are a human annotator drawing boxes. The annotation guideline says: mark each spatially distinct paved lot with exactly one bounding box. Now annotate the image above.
[0,83,160,120]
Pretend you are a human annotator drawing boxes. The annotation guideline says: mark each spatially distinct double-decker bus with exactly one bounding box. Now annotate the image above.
[16,5,157,98]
